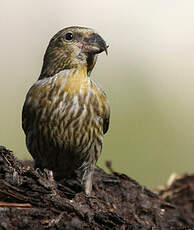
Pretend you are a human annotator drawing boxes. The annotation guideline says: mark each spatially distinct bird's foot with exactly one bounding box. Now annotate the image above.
[85,193,96,199]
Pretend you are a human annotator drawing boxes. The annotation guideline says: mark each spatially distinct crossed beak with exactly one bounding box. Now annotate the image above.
[82,33,108,55]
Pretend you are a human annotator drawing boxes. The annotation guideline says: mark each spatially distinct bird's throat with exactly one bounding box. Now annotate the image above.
[86,54,97,76]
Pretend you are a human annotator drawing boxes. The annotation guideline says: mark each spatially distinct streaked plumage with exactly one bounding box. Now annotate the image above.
[22,26,110,195]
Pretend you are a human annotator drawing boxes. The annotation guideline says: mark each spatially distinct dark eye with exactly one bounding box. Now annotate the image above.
[65,32,73,41]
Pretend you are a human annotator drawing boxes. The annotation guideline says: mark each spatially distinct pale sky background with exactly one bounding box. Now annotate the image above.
[1,0,194,187]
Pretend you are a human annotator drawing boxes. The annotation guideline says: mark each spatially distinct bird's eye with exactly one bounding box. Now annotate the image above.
[65,32,73,41]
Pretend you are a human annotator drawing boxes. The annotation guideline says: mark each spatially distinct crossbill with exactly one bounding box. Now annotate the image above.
[22,26,110,195]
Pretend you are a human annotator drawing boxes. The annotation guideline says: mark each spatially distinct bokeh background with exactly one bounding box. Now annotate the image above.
[1,0,194,188]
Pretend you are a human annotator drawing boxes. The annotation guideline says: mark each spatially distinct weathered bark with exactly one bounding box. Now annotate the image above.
[0,146,193,229]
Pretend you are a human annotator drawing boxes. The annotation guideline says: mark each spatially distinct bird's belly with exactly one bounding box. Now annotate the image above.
[28,92,103,177]
[45,99,101,146]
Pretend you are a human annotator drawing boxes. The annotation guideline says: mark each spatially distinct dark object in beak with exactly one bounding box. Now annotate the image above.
[84,33,108,55]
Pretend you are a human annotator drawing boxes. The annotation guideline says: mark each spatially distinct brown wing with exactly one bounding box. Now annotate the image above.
[91,79,110,135]
[103,117,110,134]
[22,101,31,134]
[22,88,36,135]
[22,78,48,135]
[103,97,110,134]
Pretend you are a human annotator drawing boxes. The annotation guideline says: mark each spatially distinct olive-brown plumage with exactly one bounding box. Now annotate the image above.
[22,26,110,195]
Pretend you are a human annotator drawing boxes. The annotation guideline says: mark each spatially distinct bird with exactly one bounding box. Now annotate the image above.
[22,26,110,195]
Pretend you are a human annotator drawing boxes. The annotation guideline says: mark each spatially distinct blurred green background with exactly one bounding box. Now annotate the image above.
[1,0,194,188]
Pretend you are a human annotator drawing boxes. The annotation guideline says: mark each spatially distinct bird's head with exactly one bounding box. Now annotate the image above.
[39,26,108,79]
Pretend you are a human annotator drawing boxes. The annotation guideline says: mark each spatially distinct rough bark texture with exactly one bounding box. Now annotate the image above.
[0,146,193,229]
